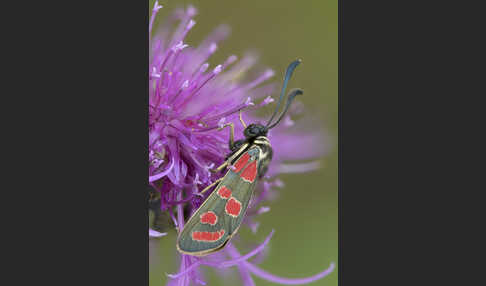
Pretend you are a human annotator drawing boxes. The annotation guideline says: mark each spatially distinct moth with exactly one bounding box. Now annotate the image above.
[177,60,303,256]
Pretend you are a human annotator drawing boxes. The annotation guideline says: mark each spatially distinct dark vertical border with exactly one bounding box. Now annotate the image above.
[340,0,407,284]
[11,0,149,285]
[339,0,463,284]
[69,0,149,285]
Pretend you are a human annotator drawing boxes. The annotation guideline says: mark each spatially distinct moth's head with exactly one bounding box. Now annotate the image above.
[244,123,267,138]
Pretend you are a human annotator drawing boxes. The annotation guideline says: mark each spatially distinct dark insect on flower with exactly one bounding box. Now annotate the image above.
[149,1,335,285]
[177,60,304,256]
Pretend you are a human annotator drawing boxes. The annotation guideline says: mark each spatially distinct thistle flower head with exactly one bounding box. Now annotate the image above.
[149,2,333,285]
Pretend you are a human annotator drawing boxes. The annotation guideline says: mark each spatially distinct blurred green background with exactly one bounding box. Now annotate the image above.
[149,0,337,285]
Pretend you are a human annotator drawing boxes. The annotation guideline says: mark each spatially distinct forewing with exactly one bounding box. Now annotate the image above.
[177,146,261,256]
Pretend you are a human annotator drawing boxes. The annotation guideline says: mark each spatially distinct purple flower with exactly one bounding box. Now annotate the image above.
[149,2,334,285]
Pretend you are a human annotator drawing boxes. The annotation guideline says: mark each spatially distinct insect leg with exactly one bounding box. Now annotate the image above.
[218,122,235,148]
[209,161,229,173]
[199,177,224,194]
[210,142,250,173]
[239,110,247,128]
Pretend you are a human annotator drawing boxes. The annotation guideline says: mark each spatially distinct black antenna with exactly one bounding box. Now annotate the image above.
[267,88,303,129]
[266,59,302,127]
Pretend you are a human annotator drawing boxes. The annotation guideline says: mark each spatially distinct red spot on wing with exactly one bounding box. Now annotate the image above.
[217,186,232,199]
[191,230,225,242]
[240,160,257,182]
[200,211,217,225]
[225,197,242,217]
[233,152,250,173]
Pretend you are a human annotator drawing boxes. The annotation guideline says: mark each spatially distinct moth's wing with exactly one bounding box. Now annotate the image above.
[176,182,232,256]
[225,146,261,235]
[177,146,261,256]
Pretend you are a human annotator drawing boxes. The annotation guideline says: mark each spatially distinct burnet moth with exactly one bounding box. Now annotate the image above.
[177,60,303,256]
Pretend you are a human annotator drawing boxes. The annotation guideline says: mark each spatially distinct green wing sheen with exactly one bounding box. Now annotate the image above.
[177,146,261,255]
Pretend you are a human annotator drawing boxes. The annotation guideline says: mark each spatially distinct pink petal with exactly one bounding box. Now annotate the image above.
[244,261,335,285]
[149,159,175,182]
[149,228,167,238]
[168,230,275,279]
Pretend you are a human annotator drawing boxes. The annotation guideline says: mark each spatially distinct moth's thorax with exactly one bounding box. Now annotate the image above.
[253,136,270,146]
[253,136,273,178]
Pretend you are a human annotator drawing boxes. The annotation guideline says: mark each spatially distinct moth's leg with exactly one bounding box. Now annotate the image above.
[209,142,249,174]
[218,122,235,149]
[209,161,229,173]
[239,110,247,128]
[200,178,224,194]
[227,142,249,162]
